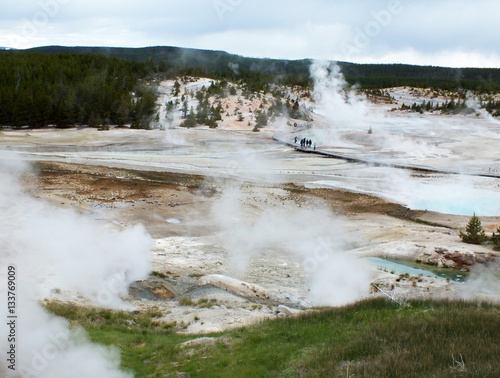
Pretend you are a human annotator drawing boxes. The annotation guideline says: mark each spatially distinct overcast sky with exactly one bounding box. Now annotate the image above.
[2,0,499,68]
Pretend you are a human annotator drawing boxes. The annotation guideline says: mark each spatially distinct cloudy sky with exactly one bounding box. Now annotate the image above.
[2,0,499,68]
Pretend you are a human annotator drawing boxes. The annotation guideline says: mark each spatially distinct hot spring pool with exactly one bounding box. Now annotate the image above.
[365,257,468,283]
[307,172,500,216]
[410,188,500,216]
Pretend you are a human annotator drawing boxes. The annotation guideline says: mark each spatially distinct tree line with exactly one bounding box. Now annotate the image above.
[27,46,500,93]
[2,47,500,129]
[0,52,157,128]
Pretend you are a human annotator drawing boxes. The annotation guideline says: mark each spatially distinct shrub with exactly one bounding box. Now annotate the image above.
[178,297,196,306]
[151,271,167,279]
[459,214,488,245]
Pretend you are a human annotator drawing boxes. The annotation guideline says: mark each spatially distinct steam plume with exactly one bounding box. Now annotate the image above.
[212,186,371,306]
[459,262,500,303]
[0,152,152,377]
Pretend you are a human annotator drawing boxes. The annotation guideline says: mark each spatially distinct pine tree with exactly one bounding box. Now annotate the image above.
[181,107,196,128]
[88,111,98,128]
[459,214,488,245]
[181,100,188,118]
[255,111,268,127]
[207,116,218,129]
[492,227,500,251]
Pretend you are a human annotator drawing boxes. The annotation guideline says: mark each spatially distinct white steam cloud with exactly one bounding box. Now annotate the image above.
[212,186,371,306]
[0,152,152,377]
[157,81,189,146]
[309,167,500,216]
[308,60,452,162]
[459,262,500,303]
[310,60,371,129]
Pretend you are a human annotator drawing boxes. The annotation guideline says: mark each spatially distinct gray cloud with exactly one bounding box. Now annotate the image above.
[1,0,500,67]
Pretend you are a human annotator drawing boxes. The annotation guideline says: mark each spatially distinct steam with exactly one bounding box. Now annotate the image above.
[162,103,190,146]
[223,146,284,183]
[306,60,500,216]
[212,186,371,306]
[228,62,239,75]
[162,124,189,147]
[466,92,500,135]
[308,60,375,148]
[310,60,371,129]
[308,60,452,162]
[0,152,152,377]
[308,164,500,216]
[157,81,189,146]
[459,262,500,303]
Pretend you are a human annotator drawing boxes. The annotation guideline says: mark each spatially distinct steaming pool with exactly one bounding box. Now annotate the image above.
[366,257,468,283]
[306,170,500,216]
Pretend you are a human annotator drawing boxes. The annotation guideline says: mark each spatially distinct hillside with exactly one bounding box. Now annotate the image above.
[2,45,500,129]
[0,52,156,128]
[18,45,500,91]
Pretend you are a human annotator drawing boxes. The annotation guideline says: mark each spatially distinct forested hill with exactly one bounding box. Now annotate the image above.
[0,52,157,128]
[2,45,500,129]
[26,46,312,89]
[22,45,500,91]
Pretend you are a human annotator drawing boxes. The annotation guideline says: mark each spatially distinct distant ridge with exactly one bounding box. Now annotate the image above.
[25,45,312,78]
[4,45,500,90]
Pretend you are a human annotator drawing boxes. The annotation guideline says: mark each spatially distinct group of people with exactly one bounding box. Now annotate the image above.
[295,136,316,150]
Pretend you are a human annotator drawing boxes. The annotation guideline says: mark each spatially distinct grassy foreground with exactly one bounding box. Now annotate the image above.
[47,298,500,377]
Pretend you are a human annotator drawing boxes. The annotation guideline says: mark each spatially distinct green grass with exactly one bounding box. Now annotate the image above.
[46,298,500,377]
[151,271,168,279]
[45,302,169,332]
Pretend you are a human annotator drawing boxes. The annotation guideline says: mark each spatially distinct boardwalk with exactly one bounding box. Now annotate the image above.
[273,135,500,179]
